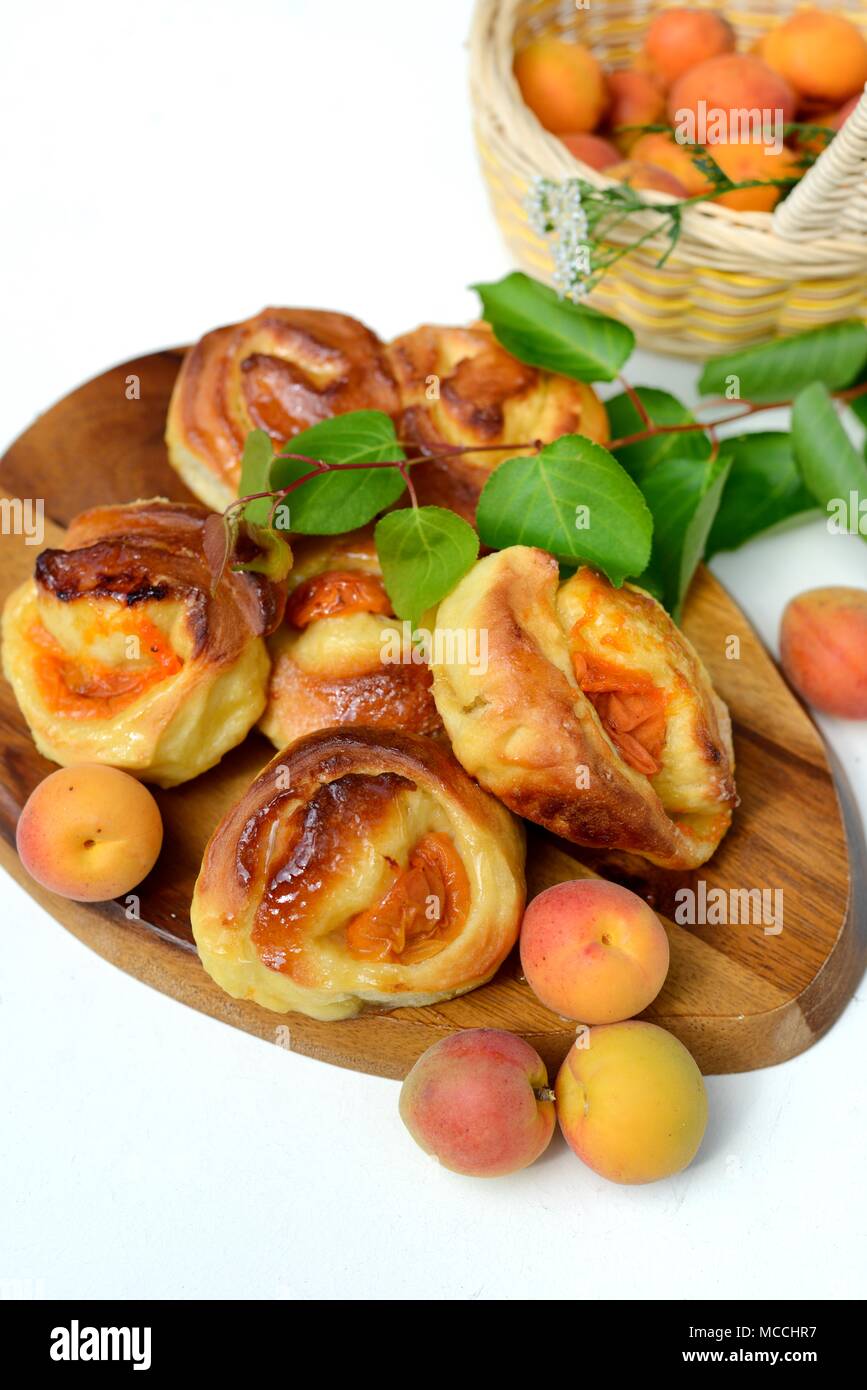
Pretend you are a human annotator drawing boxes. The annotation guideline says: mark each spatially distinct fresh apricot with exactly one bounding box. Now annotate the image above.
[758,9,867,107]
[710,139,800,212]
[780,587,867,719]
[668,54,797,141]
[514,38,608,134]
[520,879,669,1024]
[606,68,666,152]
[399,1029,556,1177]
[16,764,163,902]
[559,131,620,170]
[606,159,689,197]
[556,1021,708,1184]
[643,7,735,89]
[630,131,713,195]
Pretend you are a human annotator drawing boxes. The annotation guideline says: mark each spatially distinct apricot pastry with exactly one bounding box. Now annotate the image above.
[166,307,400,512]
[259,527,442,749]
[430,547,736,870]
[1,499,286,787]
[191,728,526,1020]
[387,321,610,525]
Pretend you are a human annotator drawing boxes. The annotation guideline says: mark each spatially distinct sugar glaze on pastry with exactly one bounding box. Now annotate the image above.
[1,499,286,787]
[191,728,526,1020]
[430,547,736,870]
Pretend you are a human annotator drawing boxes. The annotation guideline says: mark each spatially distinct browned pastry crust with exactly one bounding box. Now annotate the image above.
[431,547,736,870]
[259,527,442,749]
[165,308,400,511]
[191,727,526,1019]
[387,321,611,524]
[2,499,286,786]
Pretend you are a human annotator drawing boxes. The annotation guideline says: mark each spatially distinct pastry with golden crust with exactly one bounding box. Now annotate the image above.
[191,727,526,1020]
[1,499,286,787]
[387,321,610,524]
[259,527,442,749]
[165,307,400,512]
[430,547,736,870]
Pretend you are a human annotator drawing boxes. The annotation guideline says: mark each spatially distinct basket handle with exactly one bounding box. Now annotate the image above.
[773,86,867,241]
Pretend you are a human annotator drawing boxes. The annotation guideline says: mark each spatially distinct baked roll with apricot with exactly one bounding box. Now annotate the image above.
[191,728,526,1020]
[1,499,286,787]
[387,322,610,524]
[166,307,400,512]
[259,527,442,749]
[430,547,736,870]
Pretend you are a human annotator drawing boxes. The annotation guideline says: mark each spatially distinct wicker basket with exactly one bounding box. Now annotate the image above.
[470,0,867,357]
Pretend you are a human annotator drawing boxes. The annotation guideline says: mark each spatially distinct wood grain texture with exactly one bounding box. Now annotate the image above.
[1,352,865,1079]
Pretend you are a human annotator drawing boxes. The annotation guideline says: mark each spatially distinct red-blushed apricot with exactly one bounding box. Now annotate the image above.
[606,159,689,198]
[605,69,666,152]
[513,39,608,134]
[520,879,669,1024]
[16,764,163,902]
[758,9,867,107]
[630,131,713,195]
[559,131,620,170]
[710,139,800,212]
[780,587,867,719]
[399,1029,555,1177]
[556,1021,707,1184]
[668,54,797,139]
[643,7,735,89]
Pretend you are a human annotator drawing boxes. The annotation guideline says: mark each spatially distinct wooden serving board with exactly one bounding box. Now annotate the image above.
[1,351,865,1078]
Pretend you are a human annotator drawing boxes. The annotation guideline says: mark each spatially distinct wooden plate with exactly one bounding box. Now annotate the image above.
[1,351,865,1078]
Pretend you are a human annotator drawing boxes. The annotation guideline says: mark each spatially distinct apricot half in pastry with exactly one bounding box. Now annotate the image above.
[1,500,286,787]
[260,527,441,749]
[431,547,736,870]
[191,728,526,1020]
[387,322,610,525]
[166,307,400,512]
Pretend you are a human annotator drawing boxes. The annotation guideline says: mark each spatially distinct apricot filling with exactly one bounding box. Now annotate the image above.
[286,570,392,629]
[29,615,182,720]
[345,832,470,964]
[571,648,667,777]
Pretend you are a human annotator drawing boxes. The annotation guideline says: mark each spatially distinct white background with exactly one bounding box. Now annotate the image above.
[2,0,866,1301]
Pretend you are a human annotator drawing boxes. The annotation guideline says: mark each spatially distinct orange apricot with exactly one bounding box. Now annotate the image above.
[780,587,867,719]
[606,68,666,152]
[559,131,620,170]
[514,38,608,134]
[16,764,163,902]
[630,131,713,195]
[758,9,867,107]
[643,7,735,89]
[710,139,800,212]
[399,1029,556,1177]
[668,54,797,142]
[606,159,689,197]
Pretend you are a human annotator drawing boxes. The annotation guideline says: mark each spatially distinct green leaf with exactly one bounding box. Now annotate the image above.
[606,387,711,481]
[637,454,731,620]
[475,435,652,586]
[706,432,818,557]
[374,507,479,630]
[269,411,406,534]
[792,382,867,540]
[699,322,867,403]
[238,429,275,524]
[472,271,635,383]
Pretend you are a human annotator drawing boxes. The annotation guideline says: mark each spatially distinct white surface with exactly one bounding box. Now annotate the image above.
[1,0,866,1302]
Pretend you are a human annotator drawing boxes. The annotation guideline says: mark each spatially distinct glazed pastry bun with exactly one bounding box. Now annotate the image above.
[166,307,400,512]
[191,728,526,1020]
[260,527,441,749]
[1,499,286,787]
[387,322,610,524]
[431,547,736,870]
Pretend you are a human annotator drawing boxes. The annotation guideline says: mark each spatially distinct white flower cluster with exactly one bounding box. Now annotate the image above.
[525,177,593,298]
